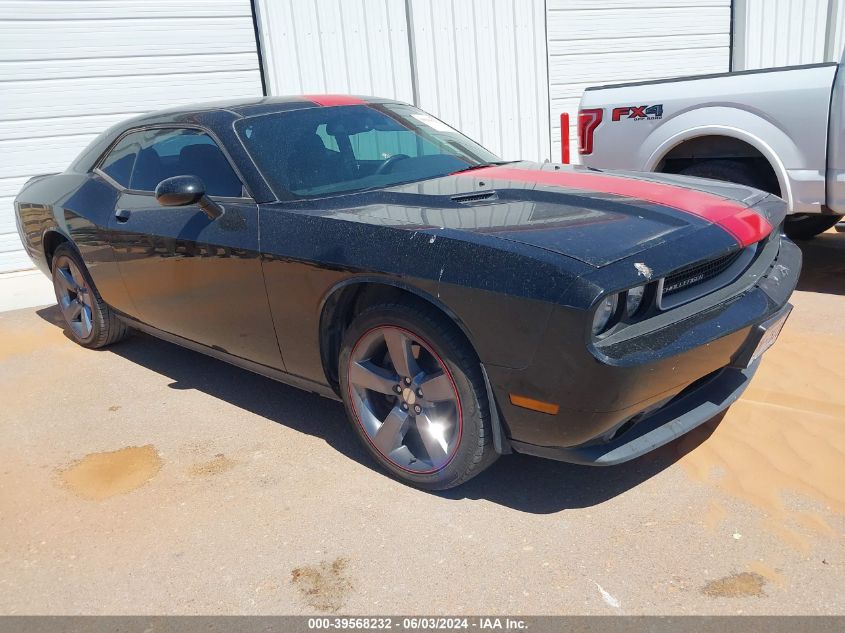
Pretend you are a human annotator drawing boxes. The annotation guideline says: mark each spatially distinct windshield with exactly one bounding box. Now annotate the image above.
[235,103,501,198]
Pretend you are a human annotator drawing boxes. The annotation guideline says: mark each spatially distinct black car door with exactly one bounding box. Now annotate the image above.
[99,126,283,370]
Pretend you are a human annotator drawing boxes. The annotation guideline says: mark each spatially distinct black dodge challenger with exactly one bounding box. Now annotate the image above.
[14,95,799,489]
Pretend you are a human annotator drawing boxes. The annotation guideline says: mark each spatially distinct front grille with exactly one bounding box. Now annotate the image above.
[662,251,742,297]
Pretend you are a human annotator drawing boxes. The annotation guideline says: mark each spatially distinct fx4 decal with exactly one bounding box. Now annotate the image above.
[612,105,664,121]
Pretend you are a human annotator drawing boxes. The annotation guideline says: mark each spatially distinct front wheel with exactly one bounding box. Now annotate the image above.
[339,302,498,489]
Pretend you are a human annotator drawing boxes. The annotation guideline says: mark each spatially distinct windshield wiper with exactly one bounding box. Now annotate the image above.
[451,160,519,175]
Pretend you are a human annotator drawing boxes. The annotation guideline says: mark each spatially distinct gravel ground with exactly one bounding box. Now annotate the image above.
[0,231,843,616]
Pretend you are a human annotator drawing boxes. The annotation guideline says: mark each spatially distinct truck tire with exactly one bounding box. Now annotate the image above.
[679,159,761,190]
[679,160,842,239]
[781,214,843,240]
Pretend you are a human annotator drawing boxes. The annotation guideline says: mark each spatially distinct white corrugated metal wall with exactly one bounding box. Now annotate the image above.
[547,0,732,164]
[254,0,550,163]
[252,0,415,103]
[408,0,550,162]
[734,0,845,70]
[0,0,263,273]
[833,2,845,60]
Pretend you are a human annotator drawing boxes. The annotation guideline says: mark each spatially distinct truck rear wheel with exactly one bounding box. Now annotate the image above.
[679,159,760,190]
[781,214,843,240]
[679,160,841,239]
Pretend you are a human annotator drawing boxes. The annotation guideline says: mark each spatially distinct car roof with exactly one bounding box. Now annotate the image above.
[119,95,407,127]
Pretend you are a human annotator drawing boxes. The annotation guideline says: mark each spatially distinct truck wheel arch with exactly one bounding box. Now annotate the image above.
[641,117,794,208]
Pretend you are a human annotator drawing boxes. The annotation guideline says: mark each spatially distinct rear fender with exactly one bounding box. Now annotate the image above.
[642,108,799,210]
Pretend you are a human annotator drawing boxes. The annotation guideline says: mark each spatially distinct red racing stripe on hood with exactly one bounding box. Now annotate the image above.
[302,94,366,106]
[462,166,772,247]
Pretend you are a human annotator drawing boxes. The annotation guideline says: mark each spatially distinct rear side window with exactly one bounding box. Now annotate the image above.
[99,132,142,187]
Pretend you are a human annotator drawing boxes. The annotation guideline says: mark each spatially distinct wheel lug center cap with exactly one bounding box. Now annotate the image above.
[402,387,416,406]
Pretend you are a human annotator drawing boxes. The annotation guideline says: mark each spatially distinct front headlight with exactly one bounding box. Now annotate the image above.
[592,293,619,335]
[626,285,646,315]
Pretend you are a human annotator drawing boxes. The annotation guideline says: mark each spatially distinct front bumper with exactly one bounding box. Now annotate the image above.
[510,305,789,465]
[489,236,801,463]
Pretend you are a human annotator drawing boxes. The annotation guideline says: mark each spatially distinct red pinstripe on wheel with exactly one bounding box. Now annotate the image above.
[346,325,463,475]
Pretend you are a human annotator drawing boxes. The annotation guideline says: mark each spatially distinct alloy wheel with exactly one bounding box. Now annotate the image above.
[347,326,462,474]
[54,255,94,340]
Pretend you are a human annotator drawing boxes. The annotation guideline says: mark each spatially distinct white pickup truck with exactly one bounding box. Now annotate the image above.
[578,49,845,239]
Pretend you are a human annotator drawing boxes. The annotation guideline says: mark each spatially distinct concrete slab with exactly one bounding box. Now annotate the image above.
[0,269,54,313]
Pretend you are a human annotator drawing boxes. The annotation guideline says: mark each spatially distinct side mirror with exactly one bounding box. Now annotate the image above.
[155,175,224,220]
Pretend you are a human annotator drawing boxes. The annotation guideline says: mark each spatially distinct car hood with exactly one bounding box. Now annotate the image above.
[350,162,774,267]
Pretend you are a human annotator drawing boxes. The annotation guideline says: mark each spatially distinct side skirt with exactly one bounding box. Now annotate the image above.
[117,315,341,401]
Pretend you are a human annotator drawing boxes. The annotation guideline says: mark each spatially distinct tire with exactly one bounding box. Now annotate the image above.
[782,214,843,240]
[679,159,765,190]
[339,301,498,490]
[51,243,130,349]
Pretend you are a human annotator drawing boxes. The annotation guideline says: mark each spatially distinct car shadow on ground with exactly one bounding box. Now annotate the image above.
[37,304,718,514]
[794,229,845,296]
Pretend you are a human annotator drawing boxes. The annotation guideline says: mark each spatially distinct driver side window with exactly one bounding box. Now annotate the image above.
[101,128,245,197]
[133,128,244,197]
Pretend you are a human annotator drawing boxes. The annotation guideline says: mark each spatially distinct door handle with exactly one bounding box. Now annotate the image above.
[115,209,131,223]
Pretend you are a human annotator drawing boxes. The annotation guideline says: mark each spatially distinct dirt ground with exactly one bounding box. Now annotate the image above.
[1,231,844,615]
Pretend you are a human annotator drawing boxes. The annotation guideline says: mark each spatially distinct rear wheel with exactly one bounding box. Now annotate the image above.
[339,302,497,489]
[781,213,843,240]
[679,159,762,190]
[678,159,842,239]
[51,243,129,348]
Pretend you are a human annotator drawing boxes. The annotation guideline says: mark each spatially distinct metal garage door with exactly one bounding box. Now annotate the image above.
[0,0,263,273]
[547,0,732,163]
